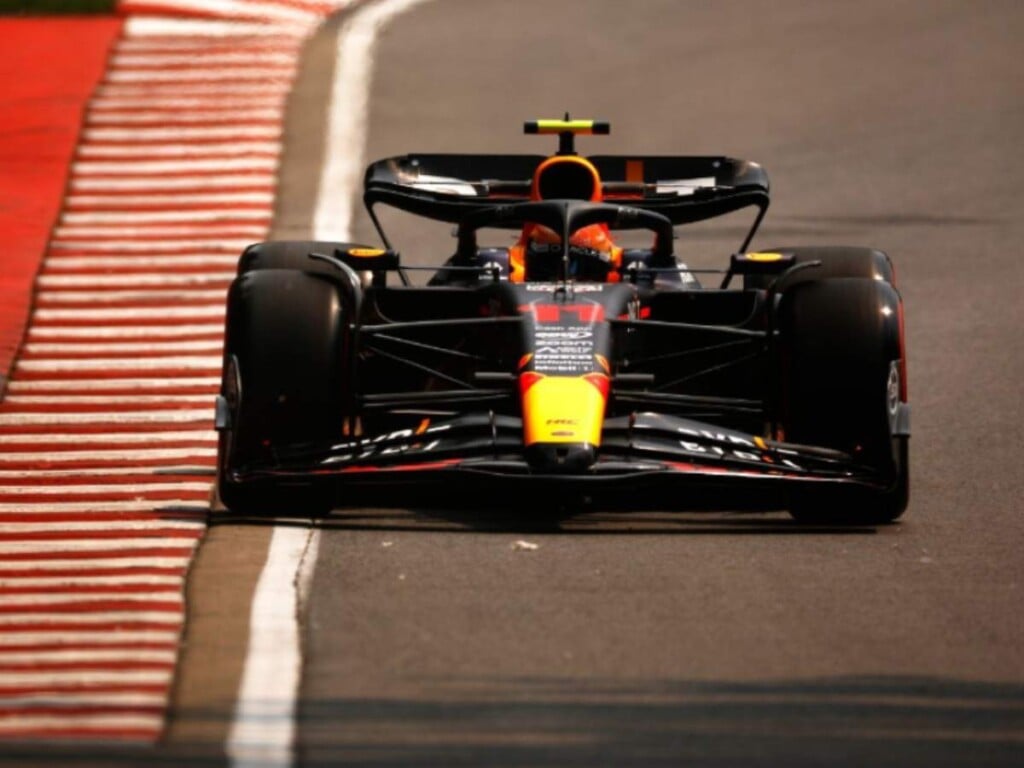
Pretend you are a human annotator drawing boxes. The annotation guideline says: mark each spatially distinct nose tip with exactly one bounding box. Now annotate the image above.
[525,443,596,473]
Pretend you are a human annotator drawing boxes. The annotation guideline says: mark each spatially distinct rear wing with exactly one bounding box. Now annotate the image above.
[363,153,770,251]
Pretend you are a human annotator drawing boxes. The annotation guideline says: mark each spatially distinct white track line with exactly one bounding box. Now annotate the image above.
[227,2,430,767]
[313,0,428,240]
[226,528,314,766]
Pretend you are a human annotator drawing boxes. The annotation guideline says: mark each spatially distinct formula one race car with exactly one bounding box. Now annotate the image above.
[215,119,910,524]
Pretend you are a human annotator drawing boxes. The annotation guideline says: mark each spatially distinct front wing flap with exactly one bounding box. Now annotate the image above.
[228,412,891,509]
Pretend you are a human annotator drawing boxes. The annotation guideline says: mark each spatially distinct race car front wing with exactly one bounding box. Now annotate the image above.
[224,412,895,511]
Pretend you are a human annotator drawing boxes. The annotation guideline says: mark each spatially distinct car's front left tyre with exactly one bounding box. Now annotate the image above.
[776,277,909,524]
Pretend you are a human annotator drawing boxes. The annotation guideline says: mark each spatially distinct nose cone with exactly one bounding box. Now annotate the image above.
[525,443,596,474]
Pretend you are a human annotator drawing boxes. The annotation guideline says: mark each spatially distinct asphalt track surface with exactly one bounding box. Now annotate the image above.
[292,2,1024,766]
[7,0,1023,766]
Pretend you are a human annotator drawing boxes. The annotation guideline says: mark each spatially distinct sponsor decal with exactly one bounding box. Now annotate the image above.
[521,303,605,324]
[655,177,717,196]
[524,282,606,292]
[324,428,441,464]
[519,300,607,376]
[405,172,479,196]
[676,427,803,470]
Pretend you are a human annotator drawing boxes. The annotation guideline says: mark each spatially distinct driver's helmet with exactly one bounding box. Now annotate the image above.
[509,155,622,282]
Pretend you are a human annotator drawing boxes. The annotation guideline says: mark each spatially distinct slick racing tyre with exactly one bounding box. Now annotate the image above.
[238,239,377,276]
[776,277,909,524]
[217,269,349,515]
[744,245,895,292]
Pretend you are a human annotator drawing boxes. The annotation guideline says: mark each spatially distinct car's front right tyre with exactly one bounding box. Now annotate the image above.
[217,268,349,515]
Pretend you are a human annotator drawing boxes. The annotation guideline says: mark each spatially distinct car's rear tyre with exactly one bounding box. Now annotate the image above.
[217,269,349,515]
[744,245,895,291]
[776,277,909,524]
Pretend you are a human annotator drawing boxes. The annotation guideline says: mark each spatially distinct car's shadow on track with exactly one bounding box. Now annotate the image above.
[209,506,884,536]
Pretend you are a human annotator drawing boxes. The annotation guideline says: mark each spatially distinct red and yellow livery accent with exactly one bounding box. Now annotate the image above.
[519,372,609,446]
[507,154,624,283]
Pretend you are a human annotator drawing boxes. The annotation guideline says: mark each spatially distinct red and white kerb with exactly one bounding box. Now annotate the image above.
[0,0,351,743]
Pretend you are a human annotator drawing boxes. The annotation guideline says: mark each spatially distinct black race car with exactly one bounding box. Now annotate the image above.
[215,119,909,523]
